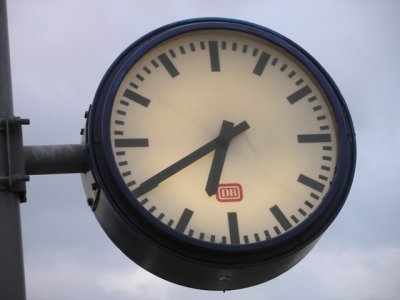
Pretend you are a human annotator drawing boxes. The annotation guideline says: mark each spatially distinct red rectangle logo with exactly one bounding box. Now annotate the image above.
[217,184,243,202]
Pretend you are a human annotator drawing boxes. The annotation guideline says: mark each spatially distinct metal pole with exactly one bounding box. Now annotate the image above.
[0,0,27,299]
[24,144,88,175]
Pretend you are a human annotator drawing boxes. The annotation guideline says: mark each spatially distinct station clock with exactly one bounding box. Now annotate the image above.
[82,18,356,290]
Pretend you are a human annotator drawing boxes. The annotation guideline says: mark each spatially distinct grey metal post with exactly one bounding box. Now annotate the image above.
[0,0,27,299]
[24,144,88,175]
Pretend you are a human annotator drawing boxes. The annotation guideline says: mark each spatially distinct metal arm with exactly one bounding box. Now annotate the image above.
[24,144,88,175]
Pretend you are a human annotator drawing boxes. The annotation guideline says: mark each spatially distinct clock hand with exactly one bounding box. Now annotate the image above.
[132,120,250,198]
[205,120,234,196]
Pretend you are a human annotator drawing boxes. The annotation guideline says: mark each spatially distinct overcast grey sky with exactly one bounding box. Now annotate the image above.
[6,0,400,299]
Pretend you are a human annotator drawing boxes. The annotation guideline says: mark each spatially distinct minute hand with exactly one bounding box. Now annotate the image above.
[132,121,250,198]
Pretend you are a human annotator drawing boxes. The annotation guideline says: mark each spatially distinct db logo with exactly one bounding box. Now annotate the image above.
[217,184,243,202]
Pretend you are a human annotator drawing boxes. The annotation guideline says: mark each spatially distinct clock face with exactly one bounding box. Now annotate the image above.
[107,29,339,246]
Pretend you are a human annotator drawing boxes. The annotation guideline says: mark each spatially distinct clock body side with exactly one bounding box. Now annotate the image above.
[81,167,319,290]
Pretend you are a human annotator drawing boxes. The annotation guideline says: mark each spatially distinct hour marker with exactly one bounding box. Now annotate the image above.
[305,201,314,208]
[151,59,159,68]
[313,105,322,111]
[175,208,193,234]
[291,215,299,224]
[298,174,325,193]
[321,165,331,171]
[122,171,131,177]
[114,138,149,148]
[123,89,150,107]
[319,175,328,181]
[140,198,148,205]
[227,212,240,244]
[208,41,220,72]
[297,133,331,143]
[158,53,180,78]
[287,85,312,104]
[253,51,271,76]
[221,41,226,50]
[120,100,129,106]
[308,96,317,102]
[143,66,151,74]
[310,193,319,200]
[127,180,136,187]
[168,49,176,58]
[274,226,281,235]
[232,42,237,51]
[298,208,307,216]
[270,205,292,231]
[129,82,138,89]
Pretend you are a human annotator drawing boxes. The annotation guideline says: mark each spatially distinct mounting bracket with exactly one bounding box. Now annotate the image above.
[0,116,30,202]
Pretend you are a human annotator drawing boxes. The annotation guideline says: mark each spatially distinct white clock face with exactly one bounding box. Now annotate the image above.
[109,29,338,245]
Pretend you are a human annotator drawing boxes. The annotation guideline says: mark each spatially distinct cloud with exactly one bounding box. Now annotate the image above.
[100,266,174,300]
[211,245,400,300]
[25,249,174,300]
[300,245,400,300]
[26,250,103,300]
[7,1,400,300]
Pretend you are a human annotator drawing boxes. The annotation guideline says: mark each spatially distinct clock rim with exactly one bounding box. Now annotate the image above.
[86,18,356,258]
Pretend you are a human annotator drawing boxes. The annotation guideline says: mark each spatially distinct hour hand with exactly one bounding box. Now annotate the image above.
[132,120,249,198]
[205,120,234,196]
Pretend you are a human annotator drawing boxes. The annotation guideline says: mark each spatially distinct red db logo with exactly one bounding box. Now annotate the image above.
[217,184,243,202]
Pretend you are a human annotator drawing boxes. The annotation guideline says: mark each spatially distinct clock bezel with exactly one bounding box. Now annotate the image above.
[86,18,355,264]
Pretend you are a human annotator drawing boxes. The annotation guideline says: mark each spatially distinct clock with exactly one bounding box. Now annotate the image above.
[82,18,356,290]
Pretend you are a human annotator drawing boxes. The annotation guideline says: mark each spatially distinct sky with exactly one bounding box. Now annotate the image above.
[5,0,400,299]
